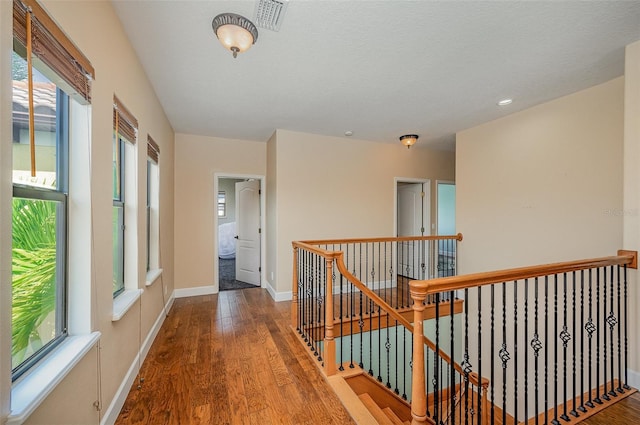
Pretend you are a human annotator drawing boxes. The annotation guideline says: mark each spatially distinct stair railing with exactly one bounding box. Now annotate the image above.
[292,234,477,418]
[409,250,638,425]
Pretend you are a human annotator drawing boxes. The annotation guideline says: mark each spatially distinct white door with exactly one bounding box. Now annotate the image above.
[397,182,429,279]
[235,180,261,285]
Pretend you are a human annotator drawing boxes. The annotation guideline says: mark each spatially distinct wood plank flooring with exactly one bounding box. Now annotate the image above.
[115,289,356,425]
[582,392,640,424]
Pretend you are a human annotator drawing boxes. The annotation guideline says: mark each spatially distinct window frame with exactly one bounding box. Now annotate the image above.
[112,133,125,298]
[11,83,70,381]
[218,190,226,218]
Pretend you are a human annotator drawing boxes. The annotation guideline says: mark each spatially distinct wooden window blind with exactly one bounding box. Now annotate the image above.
[13,0,94,103]
[147,134,160,164]
[113,95,138,143]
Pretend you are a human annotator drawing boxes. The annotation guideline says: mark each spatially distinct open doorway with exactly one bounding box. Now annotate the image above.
[215,175,264,291]
[395,178,430,279]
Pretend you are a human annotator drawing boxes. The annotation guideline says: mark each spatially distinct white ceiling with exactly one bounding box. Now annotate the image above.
[112,0,640,150]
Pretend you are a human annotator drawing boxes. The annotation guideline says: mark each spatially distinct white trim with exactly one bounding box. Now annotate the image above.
[145,268,163,287]
[628,368,640,389]
[173,285,216,298]
[266,282,292,302]
[100,295,174,425]
[111,288,143,322]
[8,332,101,425]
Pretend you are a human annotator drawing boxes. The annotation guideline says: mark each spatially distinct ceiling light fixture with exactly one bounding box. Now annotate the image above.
[399,134,418,149]
[497,98,513,106]
[212,13,258,58]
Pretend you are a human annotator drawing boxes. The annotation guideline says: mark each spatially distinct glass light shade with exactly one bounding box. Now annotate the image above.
[215,24,255,54]
[399,134,418,148]
[212,13,258,58]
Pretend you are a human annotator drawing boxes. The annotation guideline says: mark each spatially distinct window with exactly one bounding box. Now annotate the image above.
[113,132,125,296]
[218,191,226,217]
[11,0,94,380]
[146,135,160,274]
[112,97,138,298]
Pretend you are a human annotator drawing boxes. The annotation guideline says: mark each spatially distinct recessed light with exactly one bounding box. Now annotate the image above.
[345,131,353,136]
[497,98,513,106]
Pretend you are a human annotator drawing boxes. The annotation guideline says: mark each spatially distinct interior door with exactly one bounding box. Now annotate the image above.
[397,182,428,279]
[235,180,261,285]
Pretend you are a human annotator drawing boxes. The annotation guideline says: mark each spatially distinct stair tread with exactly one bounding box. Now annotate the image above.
[358,393,395,425]
[382,407,405,425]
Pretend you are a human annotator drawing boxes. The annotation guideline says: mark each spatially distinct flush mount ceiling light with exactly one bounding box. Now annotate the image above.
[497,98,513,106]
[212,13,259,58]
[399,134,418,149]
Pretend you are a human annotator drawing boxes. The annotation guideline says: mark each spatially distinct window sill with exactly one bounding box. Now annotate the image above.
[145,268,163,287]
[112,288,143,321]
[8,332,101,425]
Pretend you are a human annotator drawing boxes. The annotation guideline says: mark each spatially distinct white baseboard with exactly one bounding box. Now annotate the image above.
[100,294,174,425]
[266,282,292,302]
[173,285,216,298]
[629,368,640,389]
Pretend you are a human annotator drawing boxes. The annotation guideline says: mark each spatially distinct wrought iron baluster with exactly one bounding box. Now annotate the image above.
[544,275,549,425]
[524,278,529,424]
[623,264,630,390]
[579,270,586,413]
[595,268,602,404]
[514,280,519,424]
[586,269,595,408]
[617,264,623,393]
[559,273,570,422]
[490,284,495,425]
[608,265,616,397]
[463,287,470,425]
[532,277,541,425]
[434,293,440,423]
[450,292,456,425]
[477,286,483,425]
[602,267,609,402]
[500,282,508,425]
[571,271,578,417]
[552,274,559,425]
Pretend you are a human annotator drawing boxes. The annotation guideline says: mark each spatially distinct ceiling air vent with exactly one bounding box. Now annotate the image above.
[254,0,288,32]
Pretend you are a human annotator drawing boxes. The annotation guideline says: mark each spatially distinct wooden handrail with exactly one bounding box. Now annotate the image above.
[410,253,637,295]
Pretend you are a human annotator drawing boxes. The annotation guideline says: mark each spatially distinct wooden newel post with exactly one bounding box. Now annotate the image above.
[324,258,337,376]
[291,246,299,329]
[410,287,428,425]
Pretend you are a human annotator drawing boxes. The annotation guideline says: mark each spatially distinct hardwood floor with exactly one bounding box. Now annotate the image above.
[115,289,356,425]
[582,392,640,424]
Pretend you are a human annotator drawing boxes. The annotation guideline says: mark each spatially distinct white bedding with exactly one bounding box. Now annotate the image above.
[218,221,236,259]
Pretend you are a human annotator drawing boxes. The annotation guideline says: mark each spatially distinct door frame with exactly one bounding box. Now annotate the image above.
[393,177,431,237]
[435,179,455,236]
[394,177,431,279]
[214,173,266,292]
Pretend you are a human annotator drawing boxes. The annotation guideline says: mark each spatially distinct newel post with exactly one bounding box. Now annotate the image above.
[324,257,337,375]
[291,246,299,330]
[411,286,428,425]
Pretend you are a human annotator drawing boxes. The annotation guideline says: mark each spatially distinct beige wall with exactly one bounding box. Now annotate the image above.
[457,77,624,275]
[174,134,266,291]
[268,129,456,296]
[1,1,176,423]
[623,40,640,375]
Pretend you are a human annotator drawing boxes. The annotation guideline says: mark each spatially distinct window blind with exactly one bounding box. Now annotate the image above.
[147,134,160,164]
[13,0,94,103]
[113,95,138,143]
